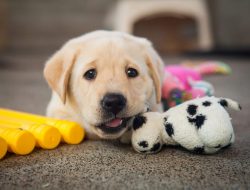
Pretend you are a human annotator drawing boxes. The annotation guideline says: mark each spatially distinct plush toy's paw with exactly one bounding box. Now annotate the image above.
[131,114,163,154]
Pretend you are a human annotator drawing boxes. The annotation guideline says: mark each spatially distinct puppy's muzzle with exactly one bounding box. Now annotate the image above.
[101,93,127,115]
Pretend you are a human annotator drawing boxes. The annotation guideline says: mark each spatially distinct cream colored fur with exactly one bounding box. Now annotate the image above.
[44,30,164,140]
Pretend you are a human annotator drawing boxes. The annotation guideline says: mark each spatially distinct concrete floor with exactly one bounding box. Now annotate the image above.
[0,55,249,189]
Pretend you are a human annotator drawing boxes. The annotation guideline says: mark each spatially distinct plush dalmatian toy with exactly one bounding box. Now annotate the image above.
[132,96,241,154]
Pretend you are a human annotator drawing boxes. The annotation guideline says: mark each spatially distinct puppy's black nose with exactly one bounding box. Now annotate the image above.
[101,93,127,114]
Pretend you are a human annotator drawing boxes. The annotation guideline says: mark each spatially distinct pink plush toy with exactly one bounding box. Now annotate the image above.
[162,61,231,108]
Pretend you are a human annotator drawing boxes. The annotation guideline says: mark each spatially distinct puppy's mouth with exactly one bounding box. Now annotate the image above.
[96,117,131,134]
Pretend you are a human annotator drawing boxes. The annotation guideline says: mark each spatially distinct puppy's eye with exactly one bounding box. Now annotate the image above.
[126,68,138,78]
[83,69,97,80]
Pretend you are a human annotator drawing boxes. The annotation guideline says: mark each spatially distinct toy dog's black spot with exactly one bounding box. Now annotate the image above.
[202,101,211,107]
[187,104,198,116]
[150,142,161,152]
[193,146,204,154]
[188,114,206,129]
[164,122,174,137]
[219,99,228,107]
[139,150,147,153]
[138,141,148,148]
[133,115,147,130]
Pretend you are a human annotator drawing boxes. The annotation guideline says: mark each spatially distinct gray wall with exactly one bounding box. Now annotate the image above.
[208,0,250,50]
[5,0,115,53]
[3,0,250,53]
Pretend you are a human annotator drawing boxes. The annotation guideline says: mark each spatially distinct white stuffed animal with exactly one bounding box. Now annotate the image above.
[132,96,241,154]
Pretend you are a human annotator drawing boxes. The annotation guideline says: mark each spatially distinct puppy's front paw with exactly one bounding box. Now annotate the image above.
[119,128,132,144]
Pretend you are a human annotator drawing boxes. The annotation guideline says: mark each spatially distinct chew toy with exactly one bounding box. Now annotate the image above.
[162,61,231,108]
[0,109,85,145]
[132,96,240,154]
[0,117,61,149]
[0,126,35,155]
[0,137,7,159]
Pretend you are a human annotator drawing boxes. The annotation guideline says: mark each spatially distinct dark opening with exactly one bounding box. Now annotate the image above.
[133,14,198,54]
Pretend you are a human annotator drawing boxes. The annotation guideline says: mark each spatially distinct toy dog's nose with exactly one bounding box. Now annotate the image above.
[101,93,127,115]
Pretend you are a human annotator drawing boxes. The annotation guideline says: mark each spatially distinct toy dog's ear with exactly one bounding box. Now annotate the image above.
[143,42,164,104]
[44,46,79,104]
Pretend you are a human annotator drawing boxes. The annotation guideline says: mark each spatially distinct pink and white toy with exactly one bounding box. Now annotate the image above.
[162,61,231,108]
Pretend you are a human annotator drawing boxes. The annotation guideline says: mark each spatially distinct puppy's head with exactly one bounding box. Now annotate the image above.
[44,31,164,139]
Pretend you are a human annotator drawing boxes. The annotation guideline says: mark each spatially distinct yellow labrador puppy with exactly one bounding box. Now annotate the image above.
[44,30,164,141]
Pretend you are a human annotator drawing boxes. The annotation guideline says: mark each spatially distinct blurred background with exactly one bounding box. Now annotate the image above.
[1,0,250,58]
[0,0,250,114]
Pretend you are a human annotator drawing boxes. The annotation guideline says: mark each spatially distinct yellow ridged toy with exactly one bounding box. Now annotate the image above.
[0,117,61,149]
[0,137,7,159]
[0,108,85,159]
[0,126,35,155]
[0,109,85,144]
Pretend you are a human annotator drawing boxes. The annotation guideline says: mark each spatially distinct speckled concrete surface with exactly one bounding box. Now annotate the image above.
[0,57,249,189]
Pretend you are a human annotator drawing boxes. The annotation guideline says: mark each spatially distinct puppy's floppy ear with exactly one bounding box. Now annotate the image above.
[144,43,164,104]
[44,46,78,104]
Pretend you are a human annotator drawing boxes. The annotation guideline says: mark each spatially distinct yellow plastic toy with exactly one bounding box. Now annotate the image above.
[0,126,35,155]
[0,108,85,159]
[0,137,7,159]
[0,117,61,149]
[0,108,85,144]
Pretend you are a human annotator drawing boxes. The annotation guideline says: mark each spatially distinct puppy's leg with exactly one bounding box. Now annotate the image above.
[119,118,133,144]
[119,129,132,144]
